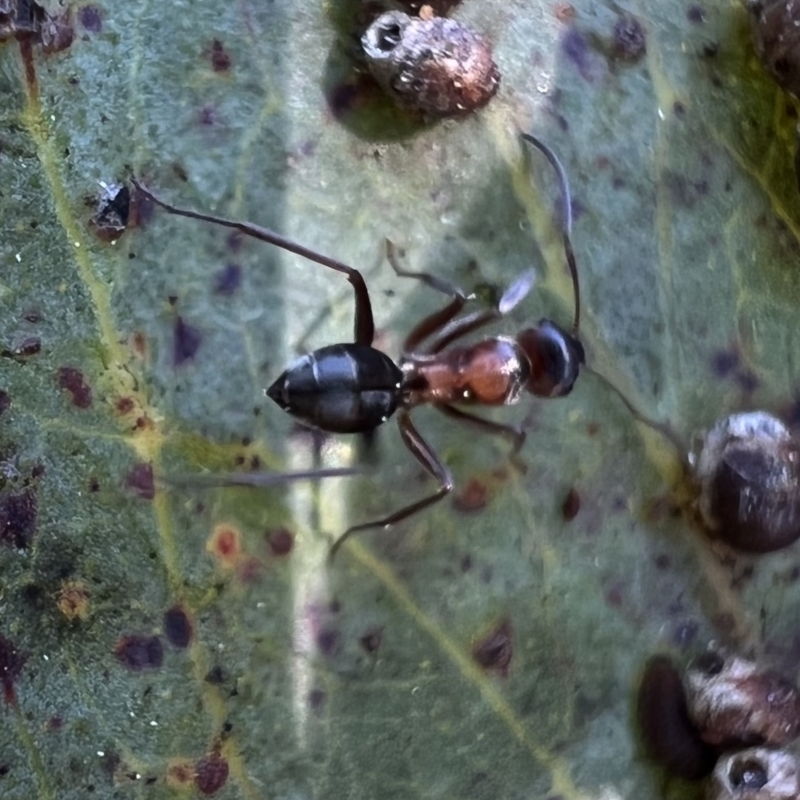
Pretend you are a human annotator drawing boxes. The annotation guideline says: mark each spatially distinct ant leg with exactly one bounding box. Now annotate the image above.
[328,409,452,559]
[161,467,364,489]
[435,404,526,456]
[408,269,537,357]
[132,179,375,346]
[386,239,468,299]
[386,240,469,353]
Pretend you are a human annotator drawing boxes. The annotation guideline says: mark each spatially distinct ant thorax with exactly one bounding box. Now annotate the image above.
[400,336,530,408]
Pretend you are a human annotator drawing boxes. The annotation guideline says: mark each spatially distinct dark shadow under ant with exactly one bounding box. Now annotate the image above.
[133,132,586,558]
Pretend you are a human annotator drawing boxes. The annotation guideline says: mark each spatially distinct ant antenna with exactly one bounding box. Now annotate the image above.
[521,132,581,335]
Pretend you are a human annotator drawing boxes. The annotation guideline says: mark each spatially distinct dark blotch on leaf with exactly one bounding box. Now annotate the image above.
[637,655,716,780]
[114,634,163,671]
[453,478,488,512]
[195,755,229,795]
[57,366,92,408]
[612,15,646,61]
[209,39,231,72]
[316,629,339,656]
[267,527,293,556]
[472,619,512,676]
[359,628,383,654]
[77,5,102,32]
[0,634,26,704]
[711,349,739,377]
[205,665,225,685]
[163,606,192,648]
[309,688,325,709]
[116,397,134,414]
[125,463,154,500]
[173,316,202,365]
[687,6,706,24]
[561,28,593,79]
[562,487,581,521]
[2,336,41,358]
[0,487,37,549]
[213,263,241,295]
[0,390,9,416]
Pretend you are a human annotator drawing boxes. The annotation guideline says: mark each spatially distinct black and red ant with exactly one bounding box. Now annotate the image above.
[133,132,584,556]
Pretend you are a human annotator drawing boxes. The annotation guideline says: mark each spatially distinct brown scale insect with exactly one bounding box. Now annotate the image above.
[361,10,499,116]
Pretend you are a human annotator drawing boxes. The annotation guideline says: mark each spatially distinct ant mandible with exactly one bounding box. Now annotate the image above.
[133,132,584,557]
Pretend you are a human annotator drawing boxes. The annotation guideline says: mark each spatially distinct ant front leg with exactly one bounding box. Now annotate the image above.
[131,179,375,346]
[386,239,535,357]
[329,409,453,559]
[385,239,469,353]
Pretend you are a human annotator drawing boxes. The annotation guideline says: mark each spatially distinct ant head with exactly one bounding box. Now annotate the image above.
[517,320,584,398]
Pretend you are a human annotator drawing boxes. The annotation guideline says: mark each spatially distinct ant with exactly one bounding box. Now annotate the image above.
[133,132,584,557]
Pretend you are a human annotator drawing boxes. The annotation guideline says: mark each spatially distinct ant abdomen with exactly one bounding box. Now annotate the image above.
[267,344,403,435]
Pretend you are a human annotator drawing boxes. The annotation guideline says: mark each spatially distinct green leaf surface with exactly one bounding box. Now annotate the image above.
[2,1,800,798]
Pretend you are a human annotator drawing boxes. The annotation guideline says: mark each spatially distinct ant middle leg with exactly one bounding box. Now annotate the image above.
[435,404,527,458]
[329,408,452,559]
[131,178,375,346]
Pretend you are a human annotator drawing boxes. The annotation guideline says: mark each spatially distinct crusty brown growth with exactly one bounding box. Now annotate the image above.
[708,747,800,800]
[748,0,800,98]
[684,652,800,749]
[362,11,499,116]
[695,412,800,553]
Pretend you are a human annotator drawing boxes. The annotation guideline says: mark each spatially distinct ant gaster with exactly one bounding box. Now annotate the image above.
[133,132,584,557]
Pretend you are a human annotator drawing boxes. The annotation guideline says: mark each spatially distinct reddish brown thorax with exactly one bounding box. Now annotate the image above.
[402,337,529,406]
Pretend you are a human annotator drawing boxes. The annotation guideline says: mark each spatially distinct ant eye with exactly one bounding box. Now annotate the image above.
[517,321,583,399]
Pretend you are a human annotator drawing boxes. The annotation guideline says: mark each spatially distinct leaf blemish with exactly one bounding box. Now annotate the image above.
[163,606,193,648]
[2,336,41,359]
[213,263,241,295]
[125,463,155,500]
[0,634,26,704]
[57,366,92,408]
[452,477,489,513]
[173,316,203,365]
[562,487,581,521]
[114,634,164,671]
[0,487,38,549]
[57,580,91,621]
[0,390,9,416]
[194,754,229,795]
[472,619,513,677]
[209,39,231,72]
[77,5,102,33]
[359,628,383,654]
[207,524,241,567]
[267,527,293,556]
[115,396,135,414]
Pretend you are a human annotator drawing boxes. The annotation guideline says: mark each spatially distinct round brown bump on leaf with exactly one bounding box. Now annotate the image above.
[708,747,800,800]
[694,412,800,552]
[362,11,499,117]
[684,652,800,748]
